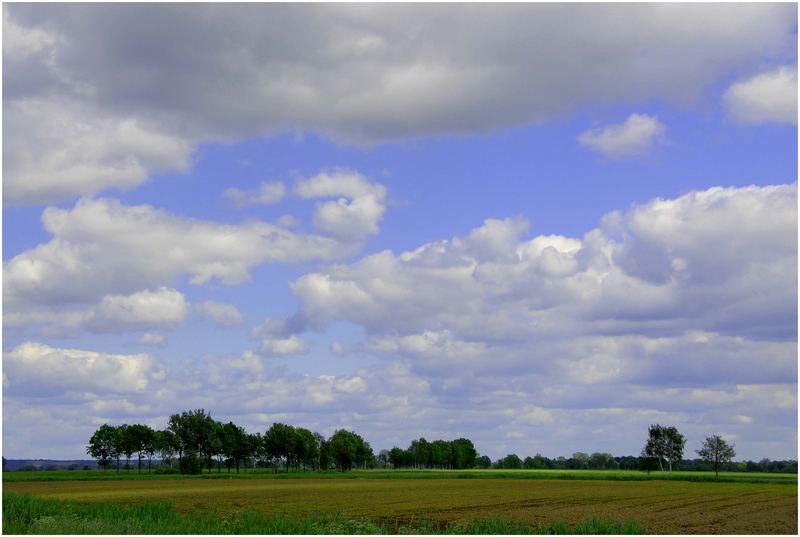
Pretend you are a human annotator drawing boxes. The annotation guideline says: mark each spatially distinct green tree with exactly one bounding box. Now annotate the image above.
[328,429,368,471]
[474,455,492,468]
[388,447,406,469]
[316,432,331,471]
[499,453,523,469]
[126,424,156,473]
[697,434,736,478]
[154,430,177,469]
[642,424,685,472]
[86,424,119,471]
[450,438,477,469]
[116,424,138,472]
[220,421,250,474]
[264,422,295,472]
[295,428,319,472]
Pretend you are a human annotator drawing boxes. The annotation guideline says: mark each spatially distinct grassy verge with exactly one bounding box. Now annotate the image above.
[4,468,796,485]
[3,492,645,534]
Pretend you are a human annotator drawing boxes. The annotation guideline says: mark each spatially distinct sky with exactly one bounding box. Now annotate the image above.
[2,3,798,462]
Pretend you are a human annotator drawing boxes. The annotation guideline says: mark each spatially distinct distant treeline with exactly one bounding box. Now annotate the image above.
[490,453,797,473]
[79,410,798,475]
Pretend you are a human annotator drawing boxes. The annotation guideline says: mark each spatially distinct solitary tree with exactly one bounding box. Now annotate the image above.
[642,424,685,472]
[697,434,736,477]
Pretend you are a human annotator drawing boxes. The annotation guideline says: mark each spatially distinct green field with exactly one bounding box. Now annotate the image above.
[3,470,797,534]
[4,467,796,484]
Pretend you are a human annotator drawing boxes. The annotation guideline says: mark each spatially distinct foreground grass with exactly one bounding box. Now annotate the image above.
[4,468,796,485]
[3,493,644,534]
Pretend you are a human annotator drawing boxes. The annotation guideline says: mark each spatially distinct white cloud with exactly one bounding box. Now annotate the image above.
[224,181,286,207]
[3,197,359,316]
[4,4,795,204]
[84,287,189,333]
[313,195,385,239]
[578,114,666,159]
[295,170,386,201]
[4,99,193,205]
[137,332,167,347]
[723,66,798,125]
[259,335,307,356]
[3,342,161,396]
[196,301,244,328]
[295,170,388,240]
[290,183,797,376]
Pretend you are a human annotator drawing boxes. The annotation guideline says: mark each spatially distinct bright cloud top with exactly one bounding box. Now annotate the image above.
[292,183,797,367]
[4,177,386,321]
[578,114,666,159]
[3,342,163,397]
[723,66,798,125]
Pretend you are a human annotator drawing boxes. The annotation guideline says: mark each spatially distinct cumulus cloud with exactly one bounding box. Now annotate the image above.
[3,342,162,396]
[4,99,193,205]
[259,335,307,357]
[137,332,167,347]
[295,170,386,200]
[578,114,666,159]
[295,170,388,240]
[290,184,797,382]
[4,3,795,204]
[723,66,798,125]
[196,301,245,328]
[313,195,385,240]
[83,287,189,333]
[224,181,286,207]
[3,197,362,317]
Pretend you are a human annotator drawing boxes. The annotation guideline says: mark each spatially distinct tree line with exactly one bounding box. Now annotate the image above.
[87,409,376,474]
[87,415,797,476]
[380,437,478,469]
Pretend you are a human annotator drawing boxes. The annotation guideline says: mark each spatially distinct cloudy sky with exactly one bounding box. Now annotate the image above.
[3,4,797,461]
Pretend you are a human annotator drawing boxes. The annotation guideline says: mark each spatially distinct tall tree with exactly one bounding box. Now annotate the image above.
[450,438,477,469]
[328,429,368,471]
[86,424,118,471]
[116,424,138,472]
[697,434,736,477]
[220,421,250,474]
[316,432,330,471]
[126,424,156,473]
[264,422,295,472]
[642,424,685,472]
[154,429,177,469]
[295,428,319,472]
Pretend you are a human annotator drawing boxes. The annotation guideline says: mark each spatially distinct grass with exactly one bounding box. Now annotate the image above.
[3,492,645,534]
[4,475,796,533]
[4,467,796,485]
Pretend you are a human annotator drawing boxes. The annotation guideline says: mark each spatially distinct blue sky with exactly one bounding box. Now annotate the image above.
[3,4,797,461]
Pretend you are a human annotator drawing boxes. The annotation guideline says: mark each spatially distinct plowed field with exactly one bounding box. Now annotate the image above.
[5,477,796,534]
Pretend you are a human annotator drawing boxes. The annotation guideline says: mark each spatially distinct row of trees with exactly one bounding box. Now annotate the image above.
[493,451,618,470]
[88,417,794,477]
[381,438,478,469]
[87,409,375,474]
[475,425,778,477]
